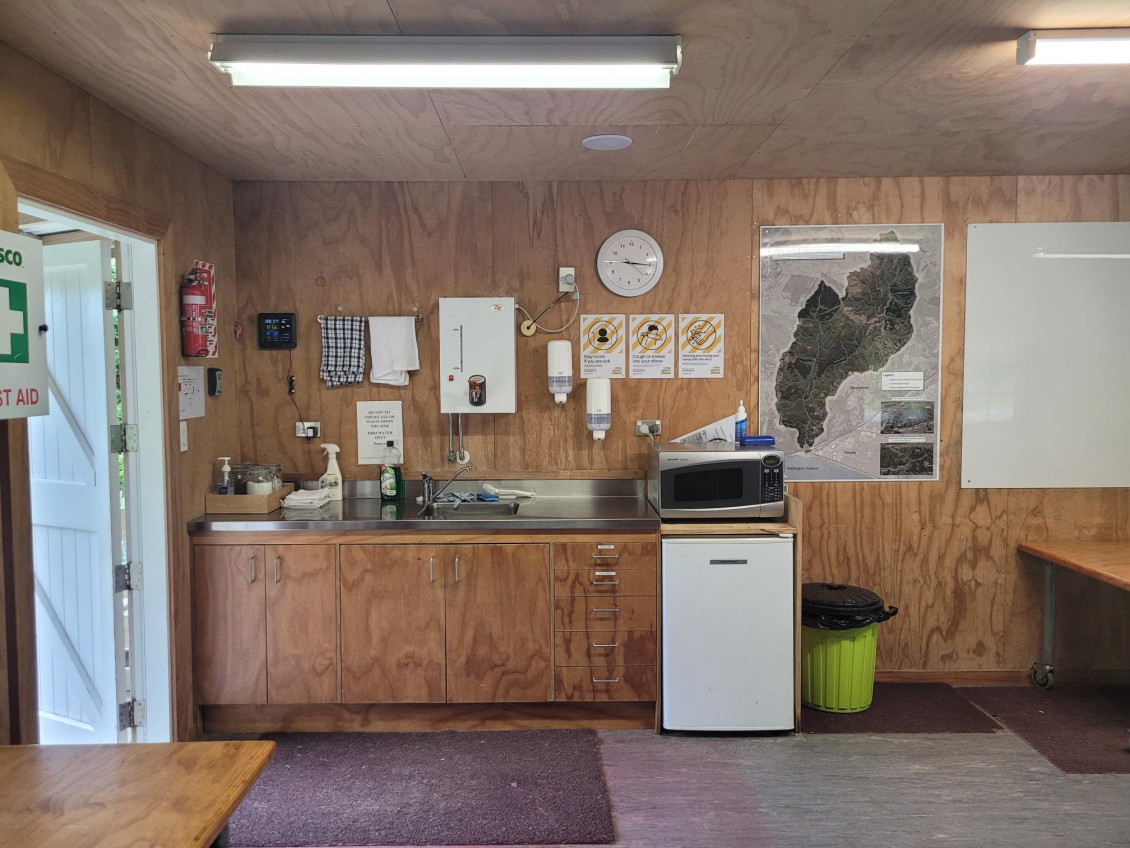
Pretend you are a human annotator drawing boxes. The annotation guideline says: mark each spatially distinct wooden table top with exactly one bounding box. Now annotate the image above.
[1018,541,1130,592]
[0,740,275,848]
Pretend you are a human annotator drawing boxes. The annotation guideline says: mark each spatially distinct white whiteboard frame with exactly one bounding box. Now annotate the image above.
[962,222,1130,489]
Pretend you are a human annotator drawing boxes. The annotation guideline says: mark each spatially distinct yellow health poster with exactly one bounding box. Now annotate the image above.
[580,314,626,378]
[629,314,675,378]
[678,314,725,378]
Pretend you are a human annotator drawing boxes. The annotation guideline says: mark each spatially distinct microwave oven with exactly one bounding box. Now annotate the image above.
[647,442,786,519]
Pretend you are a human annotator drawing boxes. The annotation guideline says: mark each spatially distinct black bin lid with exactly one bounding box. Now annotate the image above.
[802,582,884,616]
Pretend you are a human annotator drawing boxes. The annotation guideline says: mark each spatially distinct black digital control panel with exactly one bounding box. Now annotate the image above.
[257,312,297,349]
[761,453,784,503]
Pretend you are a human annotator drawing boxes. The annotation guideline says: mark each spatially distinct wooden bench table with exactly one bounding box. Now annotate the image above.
[0,740,274,848]
[1018,541,1130,688]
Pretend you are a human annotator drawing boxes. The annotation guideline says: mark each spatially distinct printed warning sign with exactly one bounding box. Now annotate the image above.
[629,314,674,378]
[580,314,626,378]
[679,314,725,378]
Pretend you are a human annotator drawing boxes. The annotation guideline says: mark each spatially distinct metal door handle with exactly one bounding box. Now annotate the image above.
[247,557,255,584]
[592,677,620,684]
[429,556,435,583]
[273,556,280,584]
[592,642,620,648]
[592,607,620,613]
[454,556,460,583]
[592,580,620,585]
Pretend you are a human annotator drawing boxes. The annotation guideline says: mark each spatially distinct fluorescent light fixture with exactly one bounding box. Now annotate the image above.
[582,134,633,150]
[761,243,920,258]
[1017,28,1130,65]
[208,35,682,88]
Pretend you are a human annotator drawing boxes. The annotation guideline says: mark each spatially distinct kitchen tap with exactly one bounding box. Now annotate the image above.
[419,465,474,514]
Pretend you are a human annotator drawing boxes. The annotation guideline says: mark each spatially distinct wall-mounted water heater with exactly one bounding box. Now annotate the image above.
[439,297,517,414]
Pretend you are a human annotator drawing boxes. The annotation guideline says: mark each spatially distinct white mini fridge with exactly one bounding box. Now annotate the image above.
[662,536,795,731]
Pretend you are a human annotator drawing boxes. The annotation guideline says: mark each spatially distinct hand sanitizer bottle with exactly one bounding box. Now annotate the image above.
[735,399,748,441]
[319,443,343,501]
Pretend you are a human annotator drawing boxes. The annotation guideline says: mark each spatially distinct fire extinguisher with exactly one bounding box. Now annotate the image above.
[180,269,212,357]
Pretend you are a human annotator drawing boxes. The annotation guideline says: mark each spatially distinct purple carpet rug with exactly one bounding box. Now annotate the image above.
[959,685,1130,774]
[228,729,615,847]
[800,682,1002,733]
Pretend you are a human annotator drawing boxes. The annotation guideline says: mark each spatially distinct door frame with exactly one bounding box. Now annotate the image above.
[1,158,181,743]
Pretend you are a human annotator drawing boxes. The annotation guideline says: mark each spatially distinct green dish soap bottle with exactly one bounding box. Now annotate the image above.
[380,440,403,502]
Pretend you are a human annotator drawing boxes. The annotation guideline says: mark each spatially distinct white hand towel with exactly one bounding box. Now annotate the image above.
[368,317,420,386]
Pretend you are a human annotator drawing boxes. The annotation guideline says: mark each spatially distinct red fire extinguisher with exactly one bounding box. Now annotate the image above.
[180,269,212,357]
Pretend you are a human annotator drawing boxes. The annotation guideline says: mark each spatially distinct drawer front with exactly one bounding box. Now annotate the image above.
[554,568,655,598]
[554,542,656,572]
[554,666,657,701]
[555,629,657,667]
[554,595,656,631]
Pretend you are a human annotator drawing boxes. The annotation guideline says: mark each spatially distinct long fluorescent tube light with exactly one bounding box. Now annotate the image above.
[208,35,682,88]
[1017,29,1130,65]
[761,243,920,258]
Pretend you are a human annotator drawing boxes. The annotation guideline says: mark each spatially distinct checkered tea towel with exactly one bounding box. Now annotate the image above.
[318,315,366,387]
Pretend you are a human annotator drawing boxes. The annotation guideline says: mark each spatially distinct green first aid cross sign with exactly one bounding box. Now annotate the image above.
[0,231,47,420]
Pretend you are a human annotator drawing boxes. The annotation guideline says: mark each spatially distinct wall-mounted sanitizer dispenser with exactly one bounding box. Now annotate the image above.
[439,297,517,414]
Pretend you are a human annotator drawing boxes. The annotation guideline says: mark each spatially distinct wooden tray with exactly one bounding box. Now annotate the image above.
[205,483,293,514]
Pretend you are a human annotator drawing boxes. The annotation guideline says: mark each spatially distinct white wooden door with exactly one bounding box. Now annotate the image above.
[27,239,125,744]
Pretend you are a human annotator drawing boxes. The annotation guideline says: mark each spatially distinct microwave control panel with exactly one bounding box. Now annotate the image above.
[761,453,784,502]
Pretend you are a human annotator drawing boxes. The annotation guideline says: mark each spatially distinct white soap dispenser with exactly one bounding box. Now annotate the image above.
[547,340,573,405]
[735,399,748,441]
[319,443,343,501]
[586,377,612,440]
[216,456,232,494]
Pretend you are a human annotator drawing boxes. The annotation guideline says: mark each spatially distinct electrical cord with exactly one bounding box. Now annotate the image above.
[288,347,315,442]
[516,282,582,333]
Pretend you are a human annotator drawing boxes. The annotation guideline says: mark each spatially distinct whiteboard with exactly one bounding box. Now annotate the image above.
[962,222,1130,488]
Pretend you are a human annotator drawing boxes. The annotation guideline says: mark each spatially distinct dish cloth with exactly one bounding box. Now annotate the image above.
[282,488,333,509]
[318,316,366,387]
[368,317,419,386]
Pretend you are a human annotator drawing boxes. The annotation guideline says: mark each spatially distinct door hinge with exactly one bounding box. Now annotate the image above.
[114,561,142,593]
[118,698,146,731]
[104,279,134,311]
[110,423,139,454]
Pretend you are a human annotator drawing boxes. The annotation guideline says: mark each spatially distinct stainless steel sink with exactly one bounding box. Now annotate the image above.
[421,501,520,518]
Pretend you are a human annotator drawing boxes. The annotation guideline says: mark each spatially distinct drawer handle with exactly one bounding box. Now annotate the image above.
[454,556,460,583]
[592,554,619,560]
[592,579,620,585]
[595,571,617,576]
[273,556,280,584]
[592,677,620,684]
[429,556,435,583]
[592,642,620,648]
[592,607,620,613]
[247,556,256,584]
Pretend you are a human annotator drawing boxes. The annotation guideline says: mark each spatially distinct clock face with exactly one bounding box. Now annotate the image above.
[596,229,664,297]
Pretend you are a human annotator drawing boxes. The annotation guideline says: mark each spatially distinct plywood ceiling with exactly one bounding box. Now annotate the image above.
[1,0,1129,181]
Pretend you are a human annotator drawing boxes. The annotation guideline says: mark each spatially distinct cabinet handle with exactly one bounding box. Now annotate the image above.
[592,677,620,684]
[592,554,619,560]
[592,642,620,648]
[592,607,620,613]
[592,580,620,585]
[454,556,460,583]
[273,556,280,584]
[247,556,255,584]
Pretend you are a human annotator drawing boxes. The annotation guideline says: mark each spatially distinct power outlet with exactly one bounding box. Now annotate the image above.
[558,266,577,293]
[636,419,662,437]
[295,421,321,438]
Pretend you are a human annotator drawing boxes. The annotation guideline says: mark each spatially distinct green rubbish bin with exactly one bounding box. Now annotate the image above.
[801,583,898,713]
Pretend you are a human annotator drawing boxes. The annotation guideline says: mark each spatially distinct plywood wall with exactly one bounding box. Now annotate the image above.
[235,175,1130,677]
[0,42,239,739]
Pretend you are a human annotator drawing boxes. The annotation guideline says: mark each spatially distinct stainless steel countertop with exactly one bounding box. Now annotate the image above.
[188,478,661,533]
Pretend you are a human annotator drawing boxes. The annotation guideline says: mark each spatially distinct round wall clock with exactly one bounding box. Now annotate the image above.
[596,229,664,297]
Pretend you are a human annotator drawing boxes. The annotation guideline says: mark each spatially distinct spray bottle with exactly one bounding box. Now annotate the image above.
[319,443,343,501]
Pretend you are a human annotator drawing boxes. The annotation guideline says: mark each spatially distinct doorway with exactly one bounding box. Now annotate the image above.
[19,200,170,743]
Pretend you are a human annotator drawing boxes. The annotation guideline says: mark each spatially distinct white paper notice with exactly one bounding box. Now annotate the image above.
[882,371,925,391]
[580,314,626,378]
[177,366,204,420]
[674,414,737,444]
[357,400,404,465]
[678,314,725,378]
[629,314,675,378]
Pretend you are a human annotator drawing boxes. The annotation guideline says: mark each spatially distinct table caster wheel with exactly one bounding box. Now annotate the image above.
[1030,666,1053,689]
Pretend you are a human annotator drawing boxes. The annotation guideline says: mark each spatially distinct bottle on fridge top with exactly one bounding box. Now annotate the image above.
[319,443,343,501]
[735,399,748,441]
[380,440,403,501]
[215,456,233,494]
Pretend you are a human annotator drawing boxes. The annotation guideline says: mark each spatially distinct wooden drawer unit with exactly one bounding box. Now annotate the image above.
[555,630,657,667]
[554,666,657,702]
[554,542,656,572]
[554,567,656,598]
[554,595,656,632]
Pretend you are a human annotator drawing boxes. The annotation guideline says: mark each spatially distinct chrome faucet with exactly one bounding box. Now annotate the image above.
[420,465,474,514]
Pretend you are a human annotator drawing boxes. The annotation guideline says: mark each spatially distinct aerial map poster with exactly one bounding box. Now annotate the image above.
[758,224,943,482]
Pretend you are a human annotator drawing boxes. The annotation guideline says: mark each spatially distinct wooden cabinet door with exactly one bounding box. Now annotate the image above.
[340,545,446,703]
[265,544,338,704]
[445,544,552,703]
[193,545,266,705]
